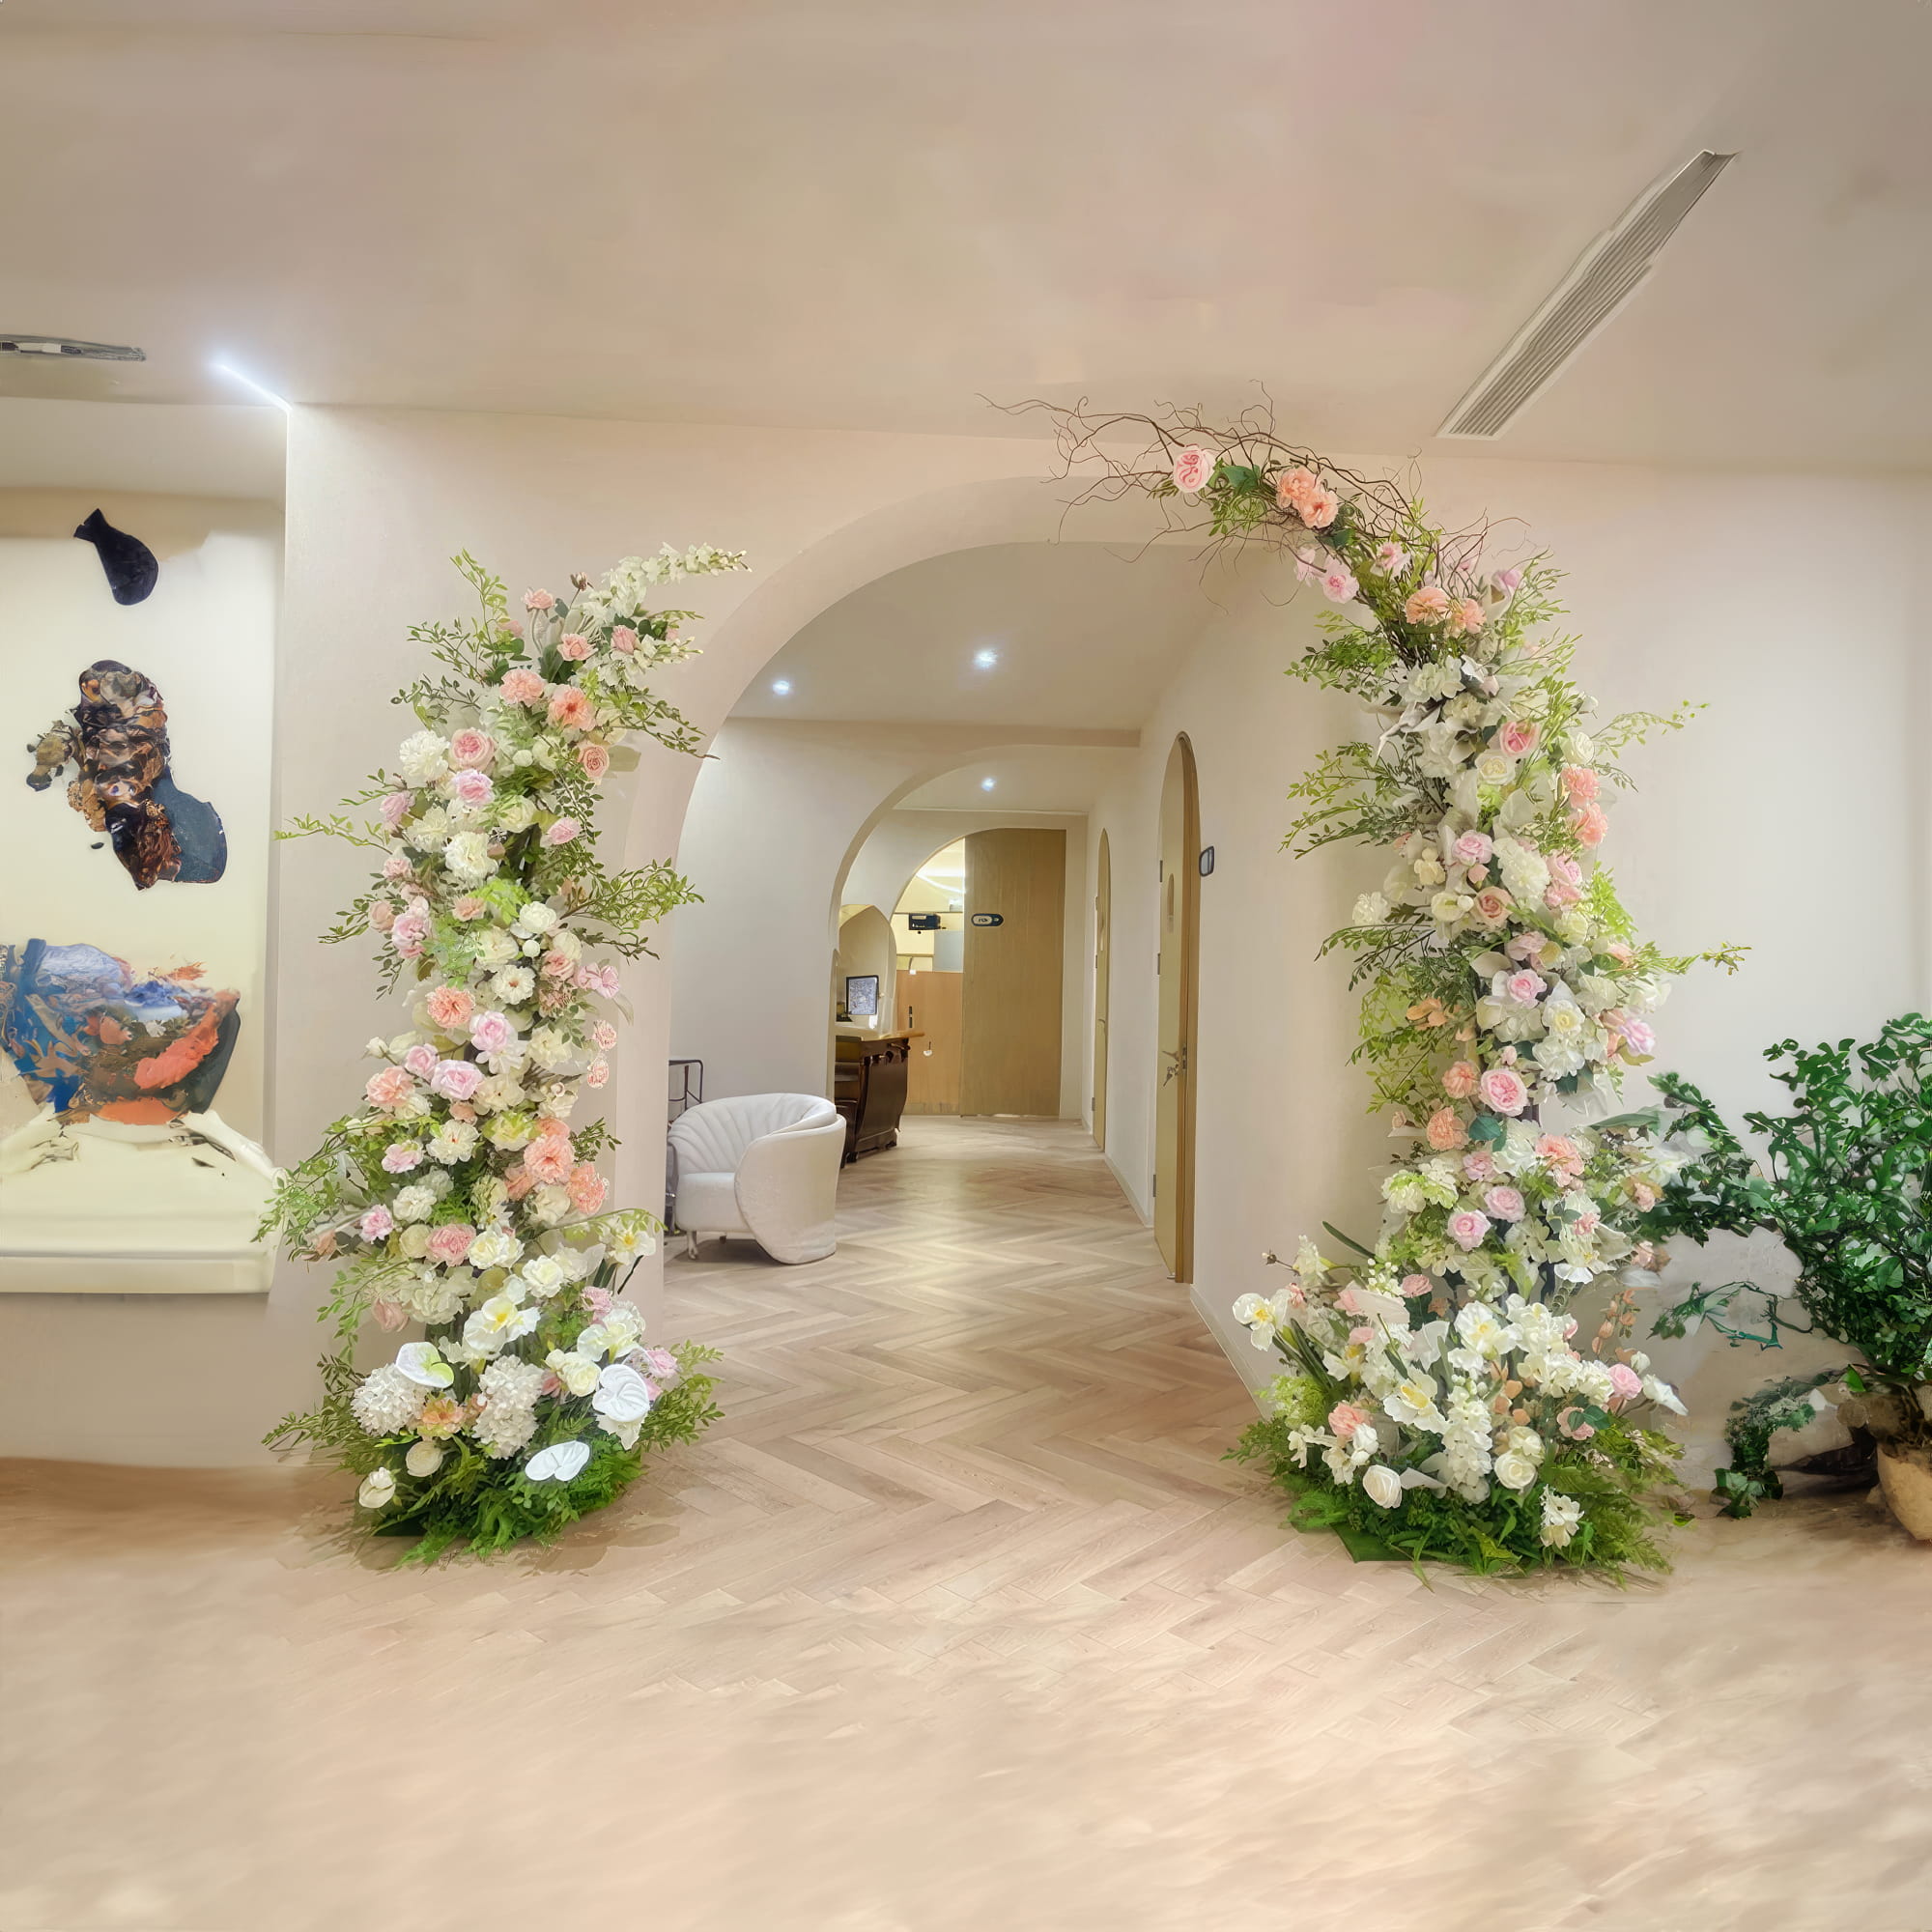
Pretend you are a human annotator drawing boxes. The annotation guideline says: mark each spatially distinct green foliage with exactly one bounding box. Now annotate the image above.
[1703,1371,1849,1519]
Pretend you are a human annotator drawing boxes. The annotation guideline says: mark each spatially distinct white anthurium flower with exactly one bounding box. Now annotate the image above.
[1642,1375,1688,1415]
[394,1341,455,1389]
[526,1439,591,1483]
[1400,1468,1447,1493]
[592,1362,654,1425]
[405,1439,444,1479]
[1361,1464,1403,1509]
[357,1466,399,1510]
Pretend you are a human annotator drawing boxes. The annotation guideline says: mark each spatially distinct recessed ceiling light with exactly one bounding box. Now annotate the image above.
[209,356,292,412]
[770,678,792,696]
[973,648,999,669]
[980,777,996,791]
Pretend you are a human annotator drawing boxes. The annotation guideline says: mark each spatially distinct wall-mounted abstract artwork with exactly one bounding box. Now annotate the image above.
[0,523,275,1293]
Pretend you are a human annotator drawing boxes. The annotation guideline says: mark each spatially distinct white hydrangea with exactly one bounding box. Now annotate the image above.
[403,1270,466,1324]
[352,1363,427,1436]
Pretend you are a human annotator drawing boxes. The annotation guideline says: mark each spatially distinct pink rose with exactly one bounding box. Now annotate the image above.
[1447,1209,1492,1252]
[557,633,591,661]
[584,1058,611,1089]
[383,855,412,881]
[1462,1151,1497,1183]
[382,1143,423,1174]
[426,1223,476,1267]
[524,588,555,612]
[567,1161,607,1215]
[1618,1018,1657,1057]
[1426,1106,1468,1151]
[369,899,397,932]
[373,1299,408,1332]
[1607,1362,1643,1402]
[1506,931,1545,964]
[1503,970,1546,1007]
[403,1043,439,1080]
[1404,584,1450,626]
[1572,802,1608,847]
[577,743,611,781]
[430,1059,482,1100]
[1496,721,1538,758]
[1453,831,1493,867]
[1441,1061,1479,1099]
[1321,565,1359,604]
[611,626,639,654]
[1471,887,1512,925]
[447,769,493,810]
[1400,1273,1432,1297]
[1446,597,1485,637]
[1327,1403,1373,1441]
[1561,765,1599,804]
[448,729,497,771]
[1171,446,1216,495]
[359,1206,395,1242]
[1478,1066,1529,1116]
[548,688,594,731]
[499,668,547,706]
[425,985,475,1031]
[545,817,582,846]
[1483,1185,1526,1222]
[1535,1134,1583,1183]
[379,792,413,830]
[1374,541,1409,575]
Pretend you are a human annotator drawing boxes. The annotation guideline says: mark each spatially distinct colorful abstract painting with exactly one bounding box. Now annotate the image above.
[0,940,241,1126]
[25,659,227,890]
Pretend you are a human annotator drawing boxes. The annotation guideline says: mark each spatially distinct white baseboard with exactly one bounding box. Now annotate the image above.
[1103,1148,1151,1223]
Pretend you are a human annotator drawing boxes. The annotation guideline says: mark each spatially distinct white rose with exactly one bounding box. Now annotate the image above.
[357,1466,398,1510]
[514,901,559,938]
[520,1254,567,1296]
[495,797,537,834]
[469,1226,523,1271]
[1493,1450,1539,1491]
[1361,1464,1404,1510]
[591,1362,654,1425]
[474,928,518,970]
[405,1439,444,1479]
[365,1037,389,1059]
[529,1184,572,1226]
[1474,751,1515,786]
[545,1350,603,1397]
[398,1224,432,1260]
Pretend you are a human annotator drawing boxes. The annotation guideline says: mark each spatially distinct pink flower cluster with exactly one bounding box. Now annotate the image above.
[1275,467,1339,528]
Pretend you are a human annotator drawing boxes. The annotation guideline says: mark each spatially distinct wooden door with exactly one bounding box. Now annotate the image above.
[1093,830,1111,1151]
[896,968,962,1113]
[958,828,1065,1117]
[1153,737,1199,1281]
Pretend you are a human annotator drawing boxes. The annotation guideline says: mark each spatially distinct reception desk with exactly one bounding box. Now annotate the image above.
[833,1031,911,1162]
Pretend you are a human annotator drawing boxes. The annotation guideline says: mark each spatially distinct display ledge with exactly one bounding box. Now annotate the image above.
[0,1248,273,1294]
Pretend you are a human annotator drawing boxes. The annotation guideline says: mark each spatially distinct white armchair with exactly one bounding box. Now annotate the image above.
[668,1093,845,1264]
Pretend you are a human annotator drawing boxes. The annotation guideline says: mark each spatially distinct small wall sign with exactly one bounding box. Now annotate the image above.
[969,912,1004,926]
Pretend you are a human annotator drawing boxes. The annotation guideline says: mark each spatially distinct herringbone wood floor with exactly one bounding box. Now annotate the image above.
[4,1117,1929,1932]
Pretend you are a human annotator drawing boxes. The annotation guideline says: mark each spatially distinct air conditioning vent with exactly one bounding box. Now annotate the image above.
[1437,150,1735,440]
[0,335,146,362]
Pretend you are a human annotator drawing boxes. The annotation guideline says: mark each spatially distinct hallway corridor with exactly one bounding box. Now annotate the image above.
[4,1119,1929,1931]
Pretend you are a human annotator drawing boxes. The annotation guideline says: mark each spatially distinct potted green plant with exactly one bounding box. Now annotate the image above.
[1640,1015,1932,1532]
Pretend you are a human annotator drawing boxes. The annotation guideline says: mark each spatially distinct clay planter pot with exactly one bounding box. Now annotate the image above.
[1876,1446,1932,1542]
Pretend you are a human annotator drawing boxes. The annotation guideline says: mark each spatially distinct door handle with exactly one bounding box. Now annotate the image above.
[1162,1043,1188,1085]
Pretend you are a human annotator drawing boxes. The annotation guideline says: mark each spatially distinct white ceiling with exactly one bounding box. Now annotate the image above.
[4,0,1930,468]
[737,542,1216,728]
[897,750,1137,814]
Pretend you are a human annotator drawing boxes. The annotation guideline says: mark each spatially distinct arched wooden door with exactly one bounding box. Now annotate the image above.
[1093,831,1111,1151]
[1153,736,1200,1282]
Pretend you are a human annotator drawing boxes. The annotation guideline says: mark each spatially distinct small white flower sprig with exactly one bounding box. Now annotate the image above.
[265,547,742,1563]
[1012,400,1746,1575]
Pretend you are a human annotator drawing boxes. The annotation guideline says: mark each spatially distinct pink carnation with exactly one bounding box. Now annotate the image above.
[1483,1185,1526,1222]
[1446,597,1485,637]
[1405,584,1450,626]
[452,895,488,922]
[1561,766,1599,803]
[1617,1017,1657,1057]
[379,792,413,830]
[1453,831,1493,867]
[1462,1151,1497,1183]
[1572,802,1608,847]
[1399,1273,1432,1297]
[567,1161,607,1215]
[523,1136,575,1187]
[1171,446,1216,495]
[577,743,611,781]
[592,1021,618,1051]
[365,1067,416,1113]
[1441,1061,1479,1099]
[1327,1403,1374,1441]
[382,1143,423,1174]
[447,768,493,810]
[430,1059,482,1100]
[1447,1209,1492,1252]
[548,688,594,731]
[373,1299,408,1332]
[1506,931,1546,963]
[1374,541,1409,575]
[545,817,582,846]
[448,728,497,772]
[500,668,547,706]
[581,1285,615,1318]
[1321,565,1358,604]
[426,1223,476,1267]
[1478,1066,1529,1116]
[577,963,621,999]
[1536,1134,1584,1183]
[584,1058,611,1089]
[611,626,639,654]
[426,985,475,1031]
[557,633,591,661]
[1425,1106,1468,1151]
[383,855,412,881]
[1496,720,1538,758]
[524,588,555,612]
[359,1206,394,1242]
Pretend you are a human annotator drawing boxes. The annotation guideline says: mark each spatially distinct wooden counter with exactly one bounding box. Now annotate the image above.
[833,1031,911,1162]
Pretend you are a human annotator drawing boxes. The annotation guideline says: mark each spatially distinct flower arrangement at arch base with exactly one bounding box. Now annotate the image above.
[1025,403,1747,1577]
[264,548,742,1563]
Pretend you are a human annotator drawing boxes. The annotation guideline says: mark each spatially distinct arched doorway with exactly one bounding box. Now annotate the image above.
[1093,830,1111,1151]
[1153,735,1199,1283]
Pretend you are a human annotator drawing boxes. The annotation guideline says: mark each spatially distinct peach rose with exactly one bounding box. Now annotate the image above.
[1471,887,1512,925]
[557,634,591,661]
[577,743,611,781]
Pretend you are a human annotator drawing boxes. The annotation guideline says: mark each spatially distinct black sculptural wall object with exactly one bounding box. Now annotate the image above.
[23,660,227,890]
[72,509,158,606]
